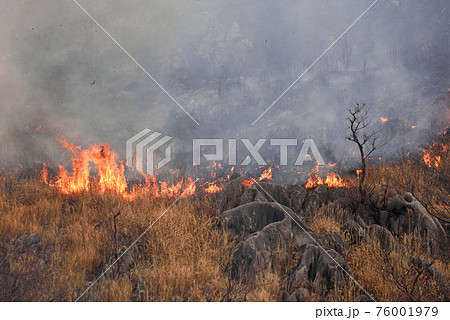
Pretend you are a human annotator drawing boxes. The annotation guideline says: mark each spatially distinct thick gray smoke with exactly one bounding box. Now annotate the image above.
[0,0,449,171]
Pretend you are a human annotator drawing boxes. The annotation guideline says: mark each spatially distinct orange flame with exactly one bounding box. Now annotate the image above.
[204,182,223,194]
[241,166,274,188]
[52,139,128,196]
[305,165,349,189]
[42,140,197,201]
[380,116,389,123]
[422,143,447,168]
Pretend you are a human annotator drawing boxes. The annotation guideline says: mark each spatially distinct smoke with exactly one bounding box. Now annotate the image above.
[0,0,449,169]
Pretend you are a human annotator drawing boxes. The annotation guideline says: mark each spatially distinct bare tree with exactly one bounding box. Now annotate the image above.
[346,103,382,194]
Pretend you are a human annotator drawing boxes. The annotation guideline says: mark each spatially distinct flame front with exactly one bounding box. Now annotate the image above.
[305,165,349,189]
[42,140,353,199]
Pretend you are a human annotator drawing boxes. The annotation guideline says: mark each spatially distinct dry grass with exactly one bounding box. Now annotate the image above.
[345,235,449,301]
[0,176,235,301]
[305,203,348,235]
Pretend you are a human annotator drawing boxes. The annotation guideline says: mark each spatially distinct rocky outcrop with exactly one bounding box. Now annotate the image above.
[217,176,248,213]
[342,220,372,245]
[302,185,354,213]
[219,200,353,298]
[286,287,310,302]
[384,193,447,255]
[220,202,318,280]
[218,178,447,302]
[368,224,408,256]
[240,182,306,213]
[288,244,353,296]
[318,231,348,255]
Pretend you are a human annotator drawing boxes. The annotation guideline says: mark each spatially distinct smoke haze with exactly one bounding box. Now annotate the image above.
[0,0,449,170]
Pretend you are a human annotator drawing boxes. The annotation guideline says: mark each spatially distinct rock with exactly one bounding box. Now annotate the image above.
[219,202,287,239]
[303,186,354,212]
[217,176,248,213]
[358,294,374,302]
[285,185,308,213]
[286,288,310,302]
[289,244,353,295]
[240,184,268,204]
[220,202,318,281]
[342,220,372,245]
[12,233,42,254]
[239,182,306,213]
[368,224,408,256]
[302,185,334,210]
[386,193,447,255]
[375,210,390,228]
[131,278,148,302]
[355,215,367,229]
[318,231,348,255]
[240,183,290,207]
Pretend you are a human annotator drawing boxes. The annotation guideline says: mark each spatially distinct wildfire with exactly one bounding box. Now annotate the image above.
[204,182,223,194]
[242,166,274,188]
[42,140,196,200]
[304,165,349,189]
[422,143,448,168]
[43,139,129,197]
[41,139,355,199]
[380,116,389,123]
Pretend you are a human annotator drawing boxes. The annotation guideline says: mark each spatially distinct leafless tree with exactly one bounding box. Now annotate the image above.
[346,103,382,194]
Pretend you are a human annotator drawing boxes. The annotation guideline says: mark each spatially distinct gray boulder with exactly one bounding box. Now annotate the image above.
[342,220,372,245]
[302,185,354,212]
[288,244,353,295]
[319,231,348,255]
[368,224,408,256]
[240,182,307,213]
[220,202,318,281]
[286,288,310,302]
[386,193,447,255]
[217,176,248,213]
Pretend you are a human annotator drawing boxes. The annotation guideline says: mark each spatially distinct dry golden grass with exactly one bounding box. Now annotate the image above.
[0,176,235,301]
[305,203,347,235]
[345,236,449,302]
